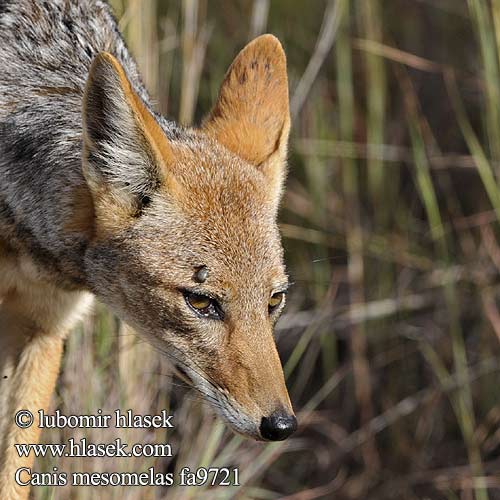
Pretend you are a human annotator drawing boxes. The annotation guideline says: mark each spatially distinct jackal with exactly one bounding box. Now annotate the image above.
[0,1,295,497]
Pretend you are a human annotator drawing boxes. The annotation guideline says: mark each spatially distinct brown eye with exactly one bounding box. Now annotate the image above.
[186,293,211,310]
[183,291,224,320]
[269,292,285,313]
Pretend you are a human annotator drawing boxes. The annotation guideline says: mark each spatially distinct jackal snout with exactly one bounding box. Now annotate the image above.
[207,321,296,440]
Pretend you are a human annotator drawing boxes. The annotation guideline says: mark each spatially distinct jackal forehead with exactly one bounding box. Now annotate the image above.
[175,215,284,281]
[133,201,285,294]
[162,137,272,212]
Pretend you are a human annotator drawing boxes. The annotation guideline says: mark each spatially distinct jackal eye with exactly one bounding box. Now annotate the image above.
[183,291,224,320]
[269,291,285,313]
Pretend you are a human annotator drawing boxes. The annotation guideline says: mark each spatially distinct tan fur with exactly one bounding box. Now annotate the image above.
[211,321,292,418]
[203,34,290,202]
[0,243,92,499]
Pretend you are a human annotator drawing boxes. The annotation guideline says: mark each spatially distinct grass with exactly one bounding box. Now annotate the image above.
[34,1,500,499]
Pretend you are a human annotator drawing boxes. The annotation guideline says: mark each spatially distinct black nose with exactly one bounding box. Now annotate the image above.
[260,411,297,441]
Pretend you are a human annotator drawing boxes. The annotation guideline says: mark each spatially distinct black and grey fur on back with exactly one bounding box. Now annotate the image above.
[0,0,182,287]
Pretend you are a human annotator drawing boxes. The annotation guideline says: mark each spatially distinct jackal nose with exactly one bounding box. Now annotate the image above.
[260,411,297,441]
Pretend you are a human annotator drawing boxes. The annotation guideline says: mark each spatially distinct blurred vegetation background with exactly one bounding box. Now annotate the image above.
[36,0,500,499]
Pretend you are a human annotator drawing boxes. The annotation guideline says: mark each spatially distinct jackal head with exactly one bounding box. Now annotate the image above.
[81,35,296,441]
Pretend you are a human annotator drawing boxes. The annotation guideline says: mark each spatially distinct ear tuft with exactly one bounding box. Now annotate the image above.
[203,35,290,199]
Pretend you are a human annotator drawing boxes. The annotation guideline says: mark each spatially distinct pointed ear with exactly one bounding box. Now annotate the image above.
[82,52,174,213]
[203,35,290,203]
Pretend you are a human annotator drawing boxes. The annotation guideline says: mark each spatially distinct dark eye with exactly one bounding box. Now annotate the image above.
[269,291,285,314]
[184,291,224,320]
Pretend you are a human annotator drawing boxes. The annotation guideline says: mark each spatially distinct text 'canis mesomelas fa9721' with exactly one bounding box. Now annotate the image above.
[0,0,296,498]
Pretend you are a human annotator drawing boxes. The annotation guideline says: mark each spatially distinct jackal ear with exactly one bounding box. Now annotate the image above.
[82,52,173,211]
[202,34,290,204]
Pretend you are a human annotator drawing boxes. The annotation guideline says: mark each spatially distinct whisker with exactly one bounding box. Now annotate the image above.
[146,344,224,408]
[115,333,229,416]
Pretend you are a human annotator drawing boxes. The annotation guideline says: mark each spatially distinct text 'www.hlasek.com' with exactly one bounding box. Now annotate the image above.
[13,409,240,488]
